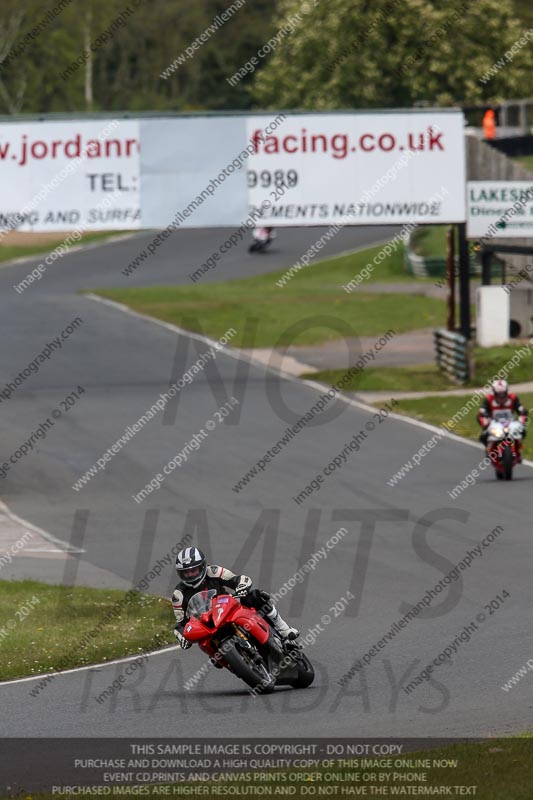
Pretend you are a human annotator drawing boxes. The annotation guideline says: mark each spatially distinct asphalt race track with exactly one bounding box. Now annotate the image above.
[1,226,532,739]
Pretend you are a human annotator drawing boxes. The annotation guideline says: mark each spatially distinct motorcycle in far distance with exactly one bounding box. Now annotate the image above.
[486,410,525,480]
[182,589,314,694]
[248,226,275,252]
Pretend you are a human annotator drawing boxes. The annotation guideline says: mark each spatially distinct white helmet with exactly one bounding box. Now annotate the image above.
[491,379,509,402]
[175,546,207,588]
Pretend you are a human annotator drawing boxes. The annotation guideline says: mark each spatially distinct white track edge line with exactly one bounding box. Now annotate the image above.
[0,232,144,273]
[0,644,178,687]
[87,292,533,470]
[0,500,85,554]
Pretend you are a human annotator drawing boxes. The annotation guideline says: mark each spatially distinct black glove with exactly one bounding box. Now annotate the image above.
[174,628,192,650]
[234,576,253,597]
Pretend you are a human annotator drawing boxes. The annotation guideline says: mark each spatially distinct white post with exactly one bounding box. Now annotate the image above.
[476,286,509,346]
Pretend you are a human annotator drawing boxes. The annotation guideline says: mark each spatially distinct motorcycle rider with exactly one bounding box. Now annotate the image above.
[253,226,274,243]
[477,379,528,461]
[250,226,275,251]
[172,546,299,651]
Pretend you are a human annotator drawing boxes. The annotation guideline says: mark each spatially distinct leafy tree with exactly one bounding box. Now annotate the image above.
[252,0,533,109]
[0,0,531,114]
[0,0,276,114]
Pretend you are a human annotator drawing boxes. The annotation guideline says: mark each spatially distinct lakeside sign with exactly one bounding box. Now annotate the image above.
[467,181,533,239]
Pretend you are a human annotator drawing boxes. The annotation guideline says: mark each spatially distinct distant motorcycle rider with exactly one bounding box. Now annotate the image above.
[172,546,299,650]
[253,226,274,243]
[249,226,275,252]
[477,379,528,460]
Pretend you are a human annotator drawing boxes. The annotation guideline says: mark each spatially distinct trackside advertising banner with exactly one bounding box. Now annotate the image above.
[139,117,249,229]
[0,111,465,230]
[140,110,465,228]
[0,119,140,232]
[244,111,466,226]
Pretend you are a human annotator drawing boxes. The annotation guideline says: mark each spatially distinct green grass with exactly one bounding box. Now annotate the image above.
[319,241,426,283]
[96,244,445,348]
[0,579,174,681]
[304,363,452,392]
[410,224,449,258]
[514,154,533,171]
[8,739,533,799]
[382,392,533,460]
[466,345,533,387]
[305,343,533,392]
[0,230,129,264]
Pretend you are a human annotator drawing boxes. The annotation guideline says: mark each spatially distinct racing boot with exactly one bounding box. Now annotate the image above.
[265,606,299,640]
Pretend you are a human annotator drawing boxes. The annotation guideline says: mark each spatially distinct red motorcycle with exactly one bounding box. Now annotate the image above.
[486,411,525,480]
[182,589,314,694]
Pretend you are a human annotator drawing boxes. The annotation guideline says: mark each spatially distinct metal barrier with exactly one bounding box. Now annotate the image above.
[434,329,472,384]
[404,236,479,279]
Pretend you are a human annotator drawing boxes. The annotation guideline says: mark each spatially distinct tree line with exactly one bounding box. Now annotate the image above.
[0,0,530,115]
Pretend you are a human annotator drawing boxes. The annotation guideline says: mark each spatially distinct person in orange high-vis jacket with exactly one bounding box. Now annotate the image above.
[482,109,496,140]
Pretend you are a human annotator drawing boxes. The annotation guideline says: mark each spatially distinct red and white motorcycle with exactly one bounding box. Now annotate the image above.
[248,227,275,253]
[486,410,525,480]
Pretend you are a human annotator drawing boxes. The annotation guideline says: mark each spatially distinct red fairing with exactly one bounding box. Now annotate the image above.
[182,594,270,648]
[182,616,212,643]
[232,607,270,644]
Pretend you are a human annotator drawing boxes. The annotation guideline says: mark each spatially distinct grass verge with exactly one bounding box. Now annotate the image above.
[514,154,533,171]
[96,244,444,348]
[0,230,129,265]
[304,363,452,392]
[410,224,448,258]
[0,579,174,681]
[304,343,533,392]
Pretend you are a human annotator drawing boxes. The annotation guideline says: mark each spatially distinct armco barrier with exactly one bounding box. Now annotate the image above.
[404,241,479,279]
[405,248,447,278]
[434,329,472,384]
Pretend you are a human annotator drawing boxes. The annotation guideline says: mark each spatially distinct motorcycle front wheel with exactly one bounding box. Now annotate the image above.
[220,636,276,694]
[502,445,513,480]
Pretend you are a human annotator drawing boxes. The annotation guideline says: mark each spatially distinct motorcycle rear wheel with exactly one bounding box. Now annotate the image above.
[220,636,275,694]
